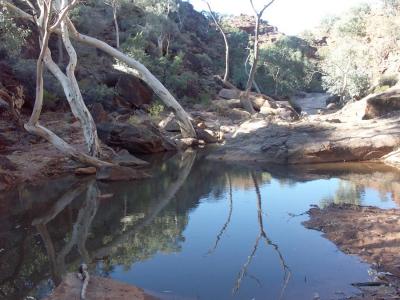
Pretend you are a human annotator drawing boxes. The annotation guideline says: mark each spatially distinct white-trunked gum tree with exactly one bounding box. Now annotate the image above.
[0,0,196,167]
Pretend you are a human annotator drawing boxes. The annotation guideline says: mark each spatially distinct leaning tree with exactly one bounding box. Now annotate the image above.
[203,0,230,83]
[0,0,196,167]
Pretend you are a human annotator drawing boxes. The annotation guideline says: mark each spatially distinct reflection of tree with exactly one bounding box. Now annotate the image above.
[92,150,196,262]
[34,180,99,285]
[208,174,233,254]
[320,181,364,207]
[233,172,290,298]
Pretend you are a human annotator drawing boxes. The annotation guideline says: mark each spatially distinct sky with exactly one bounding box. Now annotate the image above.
[189,0,377,35]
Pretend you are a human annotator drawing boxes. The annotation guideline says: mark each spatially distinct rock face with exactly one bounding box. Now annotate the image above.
[115,74,153,108]
[90,103,110,123]
[330,87,400,121]
[97,122,176,154]
[208,114,400,164]
[218,88,240,100]
[225,14,282,44]
[364,88,400,119]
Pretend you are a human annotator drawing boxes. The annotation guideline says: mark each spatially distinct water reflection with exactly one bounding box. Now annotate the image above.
[233,172,290,298]
[0,154,399,299]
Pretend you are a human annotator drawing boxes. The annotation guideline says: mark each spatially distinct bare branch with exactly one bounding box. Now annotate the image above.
[204,0,230,82]
[259,0,275,16]
[50,0,79,31]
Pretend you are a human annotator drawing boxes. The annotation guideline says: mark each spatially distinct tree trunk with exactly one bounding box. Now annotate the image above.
[244,53,261,94]
[242,0,275,114]
[113,5,119,49]
[60,17,101,156]
[245,16,261,94]
[67,20,196,138]
[205,1,230,82]
[1,1,197,138]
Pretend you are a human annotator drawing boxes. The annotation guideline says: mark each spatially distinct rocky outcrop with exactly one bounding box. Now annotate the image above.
[218,88,240,100]
[115,74,153,108]
[364,88,400,119]
[213,89,298,121]
[225,14,282,44]
[328,87,400,122]
[207,113,400,164]
[97,122,176,154]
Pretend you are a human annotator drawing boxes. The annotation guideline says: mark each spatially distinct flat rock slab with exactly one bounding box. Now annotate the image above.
[208,114,400,164]
[44,273,158,300]
[303,204,400,299]
[303,204,400,277]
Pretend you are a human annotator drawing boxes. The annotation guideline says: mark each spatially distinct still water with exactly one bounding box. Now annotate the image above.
[1,151,399,300]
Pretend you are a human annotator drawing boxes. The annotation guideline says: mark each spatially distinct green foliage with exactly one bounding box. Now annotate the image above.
[225,28,250,90]
[316,3,398,101]
[81,83,116,104]
[148,101,165,117]
[335,4,370,38]
[379,74,399,87]
[320,39,371,100]
[0,8,30,57]
[258,36,319,96]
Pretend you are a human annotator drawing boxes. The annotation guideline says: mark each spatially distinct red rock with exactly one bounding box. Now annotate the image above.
[44,273,158,300]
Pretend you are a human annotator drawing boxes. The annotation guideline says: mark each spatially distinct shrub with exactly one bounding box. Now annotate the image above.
[379,74,398,87]
[0,8,30,57]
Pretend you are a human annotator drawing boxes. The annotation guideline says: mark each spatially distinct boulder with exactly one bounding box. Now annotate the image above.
[326,103,338,110]
[213,99,242,110]
[364,88,400,119]
[250,96,267,110]
[96,165,150,181]
[112,149,149,167]
[196,128,219,144]
[90,103,109,123]
[97,122,176,154]
[259,100,298,120]
[218,88,240,99]
[158,113,180,132]
[326,95,340,105]
[115,74,153,108]
[227,108,251,121]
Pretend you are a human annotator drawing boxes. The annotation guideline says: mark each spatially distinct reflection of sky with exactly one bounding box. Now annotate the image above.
[109,175,397,300]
